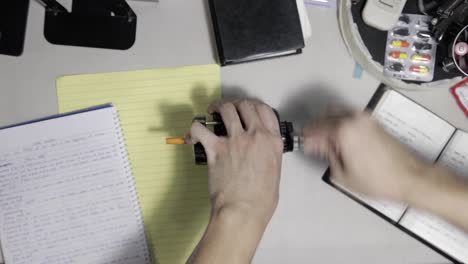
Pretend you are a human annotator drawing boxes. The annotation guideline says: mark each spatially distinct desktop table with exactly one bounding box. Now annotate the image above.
[0,1,466,263]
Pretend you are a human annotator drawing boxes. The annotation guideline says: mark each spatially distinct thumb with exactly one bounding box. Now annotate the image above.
[328,149,347,186]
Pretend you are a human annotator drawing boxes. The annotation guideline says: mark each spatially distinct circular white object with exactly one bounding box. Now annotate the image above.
[338,0,462,90]
[455,42,468,57]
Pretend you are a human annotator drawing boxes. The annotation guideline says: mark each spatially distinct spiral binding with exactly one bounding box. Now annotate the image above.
[112,109,153,264]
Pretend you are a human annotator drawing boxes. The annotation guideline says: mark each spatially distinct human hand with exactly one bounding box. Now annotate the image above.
[188,100,283,224]
[303,112,430,202]
[187,100,283,264]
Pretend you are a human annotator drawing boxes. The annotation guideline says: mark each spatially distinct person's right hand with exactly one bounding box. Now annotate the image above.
[303,112,430,202]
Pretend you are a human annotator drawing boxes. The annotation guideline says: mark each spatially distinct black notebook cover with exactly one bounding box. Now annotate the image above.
[209,0,305,65]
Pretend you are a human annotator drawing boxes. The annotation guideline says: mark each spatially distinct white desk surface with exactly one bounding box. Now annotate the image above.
[1,1,466,263]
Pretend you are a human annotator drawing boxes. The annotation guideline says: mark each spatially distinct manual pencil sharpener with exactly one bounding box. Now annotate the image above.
[193,110,302,165]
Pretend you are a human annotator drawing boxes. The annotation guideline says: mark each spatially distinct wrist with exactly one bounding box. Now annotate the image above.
[402,164,457,208]
[211,202,272,233]
[195,204,270,263]
[211,192,277,228]
[400,162,435,204]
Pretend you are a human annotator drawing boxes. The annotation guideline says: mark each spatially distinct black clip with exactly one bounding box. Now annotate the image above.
[40,0,137,50]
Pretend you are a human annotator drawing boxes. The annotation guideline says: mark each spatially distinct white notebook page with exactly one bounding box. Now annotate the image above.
[400,130,468,263]
[338,90,456,221]
[0,107,150,264]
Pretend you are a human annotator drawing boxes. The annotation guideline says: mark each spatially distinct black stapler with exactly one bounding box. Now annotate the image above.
[39,0,137,50]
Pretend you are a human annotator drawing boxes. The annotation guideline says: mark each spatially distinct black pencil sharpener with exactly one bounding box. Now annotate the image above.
[193,110,295,165]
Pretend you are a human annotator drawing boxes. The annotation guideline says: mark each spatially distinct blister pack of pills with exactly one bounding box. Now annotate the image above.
[384,14,437,82]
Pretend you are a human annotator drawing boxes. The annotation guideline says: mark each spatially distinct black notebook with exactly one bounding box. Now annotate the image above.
[209,0,305,65]
[323,86,468,264]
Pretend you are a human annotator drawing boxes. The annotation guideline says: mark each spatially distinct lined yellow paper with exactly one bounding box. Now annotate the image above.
[57,65,221,264]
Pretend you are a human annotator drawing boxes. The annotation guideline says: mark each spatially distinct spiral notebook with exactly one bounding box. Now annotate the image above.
[0,105,151,264]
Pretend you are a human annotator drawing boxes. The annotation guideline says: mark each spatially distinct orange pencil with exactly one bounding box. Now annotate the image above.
[166,137,187,145]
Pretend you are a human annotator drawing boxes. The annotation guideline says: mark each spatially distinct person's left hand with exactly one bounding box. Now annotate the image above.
[187,99,284,223]
[187,100,283,263]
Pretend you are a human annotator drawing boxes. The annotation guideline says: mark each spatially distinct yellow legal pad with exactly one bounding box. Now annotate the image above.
[57,65,221,264]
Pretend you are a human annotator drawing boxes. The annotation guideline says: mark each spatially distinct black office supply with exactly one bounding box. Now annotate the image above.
[0,0,30,56]
[209,0,305,65]
[42,0,137,50]
[192,111,297,165]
